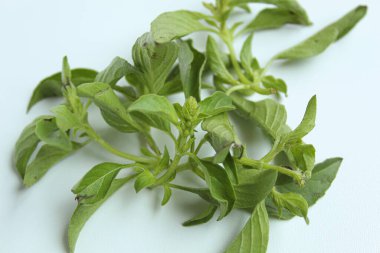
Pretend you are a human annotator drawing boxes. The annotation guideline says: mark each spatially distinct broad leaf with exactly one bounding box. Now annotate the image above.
[95,57,135,86]
[23,143,82,187]
[28,69,97,111]
[178,40,206,101]
[194,159,236,220]
[151,11,212,43]
[183,205,217,226]
[234,169,277,209]
[271,191,309,223]
[206,36,238,85]
[242,8,310,34]
[202,113,240,163]
[267,158,342,220]
[128,33,178,93]
[199,91,235,118]
[72,163,128,204]
[275,6,367,60]
[225,201,269,253]
[128,94,178,133]
[35,118,72,151]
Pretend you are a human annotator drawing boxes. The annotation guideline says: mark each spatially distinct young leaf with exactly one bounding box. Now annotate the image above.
[128,33,178,93]
[223,153,239,185]
[161,184,172,206]
[178,40,206,101]
[35,118,72,151]
[286,95,316,141]
[23,143,82,187]
[287,144,315,175]
[206,36,238,85]
[14,117,49,177]
[241,8,310,34]
[202,113,240,163]
[194,159,236,220]
[128,94,178,132]
[198,91,235,118]
[275,6,367,60]
[27,69,97,111]
[134,170,156,192]
[51,105,84,132]
[234,169,277,209]
[72,163,128,203]
[267,158,342,220]
[95,56,135,86]
[272,190,309,223]
[225,201,269,253]
[183,205,217,226]
[151,11,212,43]
[262,75,287,95]
[68,175,136,253]
[240,34,254,77]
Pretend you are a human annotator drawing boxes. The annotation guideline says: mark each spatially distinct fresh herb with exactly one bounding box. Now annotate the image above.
[14,1,366,252]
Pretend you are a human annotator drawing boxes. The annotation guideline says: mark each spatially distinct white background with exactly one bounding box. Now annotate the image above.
[1,0,379,252]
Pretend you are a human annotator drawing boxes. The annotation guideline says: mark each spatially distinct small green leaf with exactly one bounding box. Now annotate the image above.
[161,184,172,206]
[23,143,82,187]
[240,34,254,78]
[151,11,212,43]
[156,146,170,174]
[262,75,287,95]
[287,95,316,141]
[35,118,72,151]
[27,69,97,111]
[183,205,217,226]
[199,91,235,118]
[275,6,367,60]
[128,94,178,132]
[72,163,128,204]
[225,201,269,253]
[51,105,84,132]
[128,33,178,93]
[95,57,135,86]
[223,153,239,185]
[178,40,206,101]
[267,158,342,220]
[202,113,240,163]
[241,8,310,34]
[287,144,315,175]
[234,169,277,209]
[62,56,72,86]
[272,190,309,223]
[134,170,156,192]
[206,36,238,85]
[193,159,236,220]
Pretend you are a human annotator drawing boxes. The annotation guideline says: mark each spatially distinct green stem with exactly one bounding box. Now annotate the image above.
[260,138,284,163]
[153,153,182,186]
[84,125,154,164]
[226,84,249,95]
[223,37,251,84]
[239,157,304,185]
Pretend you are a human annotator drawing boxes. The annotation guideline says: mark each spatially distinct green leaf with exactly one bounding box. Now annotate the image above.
[241,8,310,34]
[206,36,238,85]
[51,105,84,132]
[62,56,72,86]
[68,175,136,253]
[128,94,178,132]
[35,118,72,151]
[286,95,316,141]
[223,153,239,185]
[72,163,128,204]
[77,82,139,133]
[231,95,288,139]
[287,144,315,175]
[151,11,212,43]
[202,113,240,163]
[183,205,217,226]
[240,34,254,78]
[95,57,135,86]
[14,116,50,177]
[27,68,97,111]
[267,158,342,220]
[134,170,156,192]
[178,40,206,101]
[275,6,367,60]
[161,184,172,206]
[234,169,277,209]
[199,91,235,118]
[272,190,309,223]
[262,75,287,95]
[193,159,236,220]
[23,143,82,187]
[230,0,311,26]
[225,201,269,253]
[128,33,178,93]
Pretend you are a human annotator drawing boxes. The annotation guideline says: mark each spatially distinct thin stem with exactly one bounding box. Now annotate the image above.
[260,138,284,163]
[226,84,249,95]
[223,37,251,84]
[153,153,182,186]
